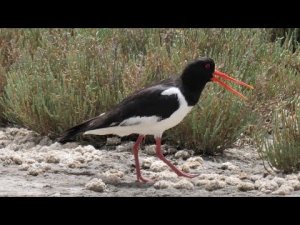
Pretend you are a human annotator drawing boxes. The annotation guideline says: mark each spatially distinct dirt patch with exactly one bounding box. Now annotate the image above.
[1,127,300,196]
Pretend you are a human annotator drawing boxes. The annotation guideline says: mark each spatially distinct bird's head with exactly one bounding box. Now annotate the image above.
[181,57,254,100]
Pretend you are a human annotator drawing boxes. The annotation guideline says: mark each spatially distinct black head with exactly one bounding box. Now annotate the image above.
[181,57,215,91]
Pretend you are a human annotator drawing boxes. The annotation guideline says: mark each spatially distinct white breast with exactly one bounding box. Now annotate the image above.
[84,87,192,138]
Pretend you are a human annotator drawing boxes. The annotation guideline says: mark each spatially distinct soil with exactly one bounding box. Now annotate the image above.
[1,127,300,197]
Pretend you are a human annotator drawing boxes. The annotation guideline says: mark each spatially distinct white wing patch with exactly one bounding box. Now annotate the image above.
[119,116,161,126]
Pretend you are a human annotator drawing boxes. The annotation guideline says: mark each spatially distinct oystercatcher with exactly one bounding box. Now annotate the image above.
[58,57,253,183]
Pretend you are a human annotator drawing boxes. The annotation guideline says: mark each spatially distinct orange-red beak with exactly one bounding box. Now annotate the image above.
[211,69,254,100]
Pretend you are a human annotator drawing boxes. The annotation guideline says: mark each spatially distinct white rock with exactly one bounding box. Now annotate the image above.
[272,177,286,186]
[7,143,21,151]
[187,156,204,164]
[239,172,248,180]
[238,182,255,191]
[286,174,298,180]
[156,171,178,180]
[28,167,44,176]
[141,158,155,169]
[174,150,190,160]
[19,163,30,171]
[192,179,210,187]
[182,161,202,170]
[272,184,294,195]
[74,146,85,154]
[250,175,262,182]
[102,169,124,184]
[75,156,85,163]
[84,145,97,152]
[167,147,177,155]
[106,137,121,145]
[173,179,194,190]
[46,154,60,164]
[220,162,238,170]
[48,142,62,150]
[12,156,22,165]
[38,146,49,152]
[205,180,226,191]
[199,173,221,180]
[154,180,172,189]
[144,145,156,155]
[180,164,190,173]
[225,177,241,186]
[40,162,52,171]
[33,154,44,163]
[39,137,53,146]
[150,161,168,172]
[68,161,86,169]
[116,142,134,152]
[24,158,36,164]
[85,178,106,192]
[255,180,279,193]
[287,180,300,191]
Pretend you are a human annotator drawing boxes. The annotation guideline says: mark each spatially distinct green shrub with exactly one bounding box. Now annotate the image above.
[255,97,300,173]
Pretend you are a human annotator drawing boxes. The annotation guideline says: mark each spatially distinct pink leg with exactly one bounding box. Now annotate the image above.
[155,137,198,178]
[133,135,151,183]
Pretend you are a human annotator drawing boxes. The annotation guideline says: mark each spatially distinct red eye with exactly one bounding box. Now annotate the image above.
[205,64,210,69]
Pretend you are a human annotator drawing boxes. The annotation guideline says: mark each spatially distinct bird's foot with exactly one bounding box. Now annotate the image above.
[176,171,199,178]
[136,175,153,183]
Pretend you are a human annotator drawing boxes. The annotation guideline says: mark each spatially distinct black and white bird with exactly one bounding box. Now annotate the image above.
[58,57,253,183]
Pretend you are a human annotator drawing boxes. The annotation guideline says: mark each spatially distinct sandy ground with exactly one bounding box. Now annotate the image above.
[0,127,300,197]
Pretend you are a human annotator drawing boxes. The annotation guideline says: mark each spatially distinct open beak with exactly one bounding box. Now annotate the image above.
[211,69,254,100]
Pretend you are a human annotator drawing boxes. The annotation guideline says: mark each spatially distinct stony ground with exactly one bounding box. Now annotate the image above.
[0,127,300,197]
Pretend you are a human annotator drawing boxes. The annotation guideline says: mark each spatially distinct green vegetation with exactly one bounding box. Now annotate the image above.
[0,28,299,170]
[256,98,300,173]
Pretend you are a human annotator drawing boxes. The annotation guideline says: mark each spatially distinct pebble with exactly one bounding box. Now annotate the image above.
[225,177,241,186]
[174,150,190,160]
[205,180,226,191]
[192,179,210,187]
[173,179,194,190]
[154,180,172,189]
[255,180,279,193]
[102,169,124,184]
[287,180,300,191]
[106,137,121,146]
[150,161,168,172]
[249,175,262,182]
[45,154,60,164]
[238,172,248,180]
[116,142,134,152]
[28,167,44,176]
[85,178,106,192]
[12,156,23,165]
[272,177,286,186]
[272,184,294,195]
[39,136,53,146]
[199,173,222,180]
[220,162,238,170]
[238,182,255,191]
[141,158,155,169]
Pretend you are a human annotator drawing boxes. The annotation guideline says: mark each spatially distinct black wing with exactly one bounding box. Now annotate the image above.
[58,78,180,143]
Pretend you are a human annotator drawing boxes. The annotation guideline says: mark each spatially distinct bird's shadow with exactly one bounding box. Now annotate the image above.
[112,181,154,189]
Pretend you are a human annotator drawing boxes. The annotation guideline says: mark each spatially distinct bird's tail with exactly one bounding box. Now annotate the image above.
[57,117,97,144]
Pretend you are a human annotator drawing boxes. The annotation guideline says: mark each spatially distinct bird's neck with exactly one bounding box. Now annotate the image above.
[179,78,207,106]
